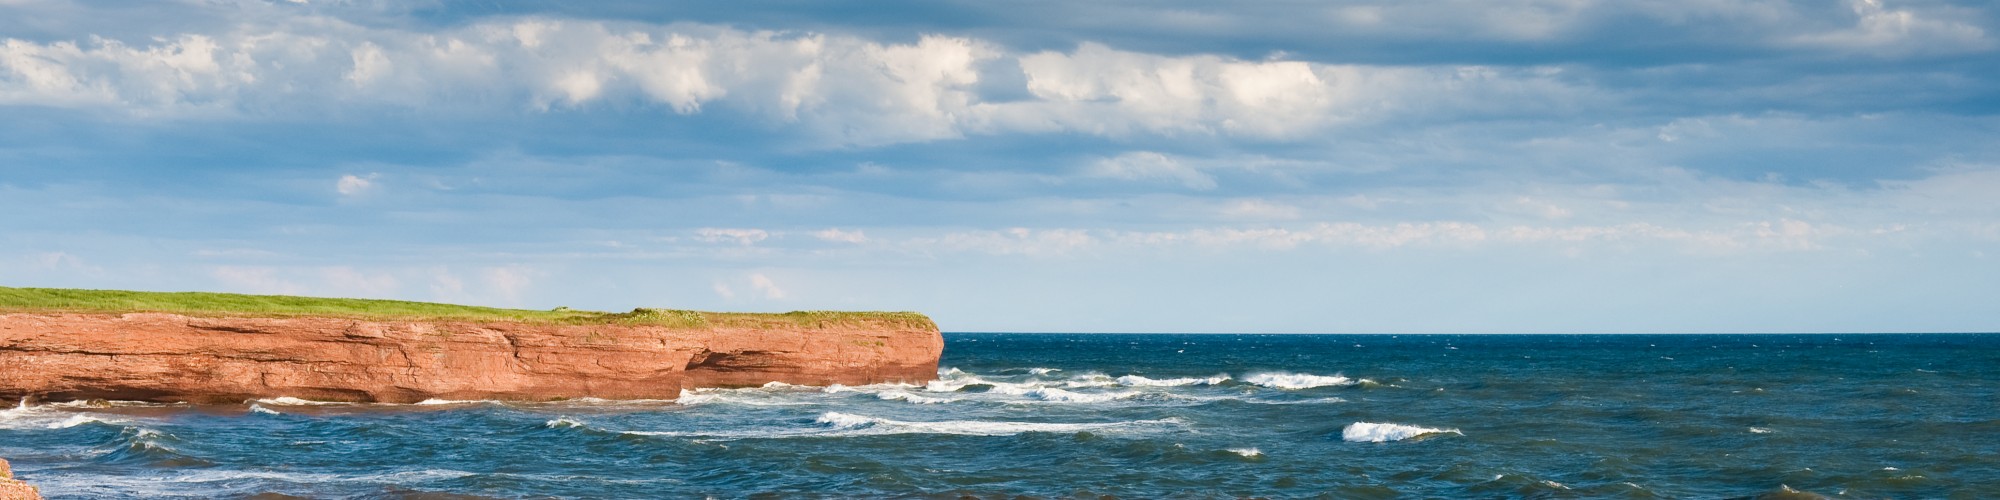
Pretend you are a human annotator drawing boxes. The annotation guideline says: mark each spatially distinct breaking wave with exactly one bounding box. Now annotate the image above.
[1342,422,1461,442]
[1115,374,1230,387]
[1245,373,1358,389]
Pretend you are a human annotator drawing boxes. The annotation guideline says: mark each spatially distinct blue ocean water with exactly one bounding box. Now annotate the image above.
[3,333,1997,498]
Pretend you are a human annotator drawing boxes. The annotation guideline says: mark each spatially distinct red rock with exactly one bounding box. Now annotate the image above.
[0,312,941,404]
[0,458,39,500]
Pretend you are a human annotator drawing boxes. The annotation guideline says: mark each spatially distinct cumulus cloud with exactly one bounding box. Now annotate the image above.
[0,14,1594,146]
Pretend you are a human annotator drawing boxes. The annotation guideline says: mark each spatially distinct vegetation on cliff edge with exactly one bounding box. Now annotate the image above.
[0,286,934,330]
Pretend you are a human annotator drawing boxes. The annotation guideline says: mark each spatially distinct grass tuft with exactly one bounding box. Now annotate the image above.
[0,286,934,330]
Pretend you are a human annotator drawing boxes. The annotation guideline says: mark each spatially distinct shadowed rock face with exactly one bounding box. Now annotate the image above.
[0,313,941,404]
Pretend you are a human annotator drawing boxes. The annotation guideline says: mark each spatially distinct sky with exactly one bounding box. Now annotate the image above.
[1,0,1996,333]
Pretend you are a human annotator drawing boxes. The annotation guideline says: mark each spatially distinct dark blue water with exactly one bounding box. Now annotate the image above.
[3,334,1997,498]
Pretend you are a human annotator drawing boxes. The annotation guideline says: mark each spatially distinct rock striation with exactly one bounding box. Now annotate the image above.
[0,312,941,404]
[0,458,38,500]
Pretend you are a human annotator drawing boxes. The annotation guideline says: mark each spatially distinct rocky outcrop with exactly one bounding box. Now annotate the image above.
[0,458,40,500]
[0,312,941,404]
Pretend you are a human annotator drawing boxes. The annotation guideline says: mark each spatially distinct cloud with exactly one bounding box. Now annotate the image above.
[749,272,785,299]
[711,280,735,299]
[1087,151,1217,190]
[812,228,868,243]
[482,265,535,303]
[1785,0,1993,56]
[695,227,769,245]
[336,173,378,196]
[210,266,307,295]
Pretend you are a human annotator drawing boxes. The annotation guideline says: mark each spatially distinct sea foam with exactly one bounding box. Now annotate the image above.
[1342,422,1461,442]
[1115,374,1230,387]
[1245,372,1357,389]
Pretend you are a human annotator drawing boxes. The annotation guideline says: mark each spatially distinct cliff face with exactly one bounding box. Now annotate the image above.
[0,313,941,404]
[0,458,38,500]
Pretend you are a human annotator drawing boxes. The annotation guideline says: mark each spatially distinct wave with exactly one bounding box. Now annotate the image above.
[1243,397,1348,405]
[254,397,350,406]
[1115,374,1230,387]
[812,412,1180,437]
[1342,422,1462,442]
[1245,372,1357,389]
[1227,447,1263,458]
[248,404,282,416]
[1028,367,1060,375]
[675,388,816,406]
[875,391,956,405]
[545,417,588,429]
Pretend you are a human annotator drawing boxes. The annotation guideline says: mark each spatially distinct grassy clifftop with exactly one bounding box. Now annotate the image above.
[0,286,933,331]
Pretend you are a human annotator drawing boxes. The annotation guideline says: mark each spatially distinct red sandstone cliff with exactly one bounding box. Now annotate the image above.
[0,312,941,404]
[0,458,37,500]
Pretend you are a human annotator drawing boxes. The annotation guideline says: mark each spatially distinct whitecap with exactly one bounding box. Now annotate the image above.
[1115,374,1230,387]
[810,412,1179,437]
[248,404,281,416]
[1749,427,1775,434]
[1228,447,1263,457]
[1028,367,1060,375]
[254,397,348,406]
[875,391,955,405]
[545,417,588,429]
[1244,397,1348,405]
[1341,422,1461,442]
[49,414,126,429]
[1245,372,1357,389]
[1022,388,1140,404]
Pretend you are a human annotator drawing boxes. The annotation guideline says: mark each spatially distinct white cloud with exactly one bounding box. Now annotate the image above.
[1786,0,1992,56]
[749,272,786,299]
[1220,199,1303,220]
[336,173,378,196]
[320,266,399,297]
[0,16,1583,145]
[711,280,736,299]
[695,227,769,245]
[812,228,868,243]
[482,265,535,303]
[211,266,306,295]
[1087,151,1217,190]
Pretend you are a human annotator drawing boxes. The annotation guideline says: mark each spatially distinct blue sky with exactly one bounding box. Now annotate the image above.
[2,0,1996,333]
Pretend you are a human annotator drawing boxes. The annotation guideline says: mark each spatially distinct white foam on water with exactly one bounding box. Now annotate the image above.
[248,404,281,416]
[1244,397,1348,405]
[1341,422,1461,442]
[1229,447,1263,457]
[811,412,1180,437]
[1023,387,1140,403]
[1245,372,1357,389]
[1028,367,1060,375]
[876,391,955,405]
[255,397,348,406]
[1115,374,1230,387]
[1059,372,1118,388]
[49,414,127,429]
[544,417,587,429]
[1750,427,1775,434]
[412,399,490,406]
[674,388,815,406]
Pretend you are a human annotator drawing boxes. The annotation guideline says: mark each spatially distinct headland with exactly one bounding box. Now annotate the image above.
[0,286,941,404]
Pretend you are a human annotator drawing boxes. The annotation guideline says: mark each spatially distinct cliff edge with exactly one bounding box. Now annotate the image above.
[0,458,38,500]
[0,287,942,404]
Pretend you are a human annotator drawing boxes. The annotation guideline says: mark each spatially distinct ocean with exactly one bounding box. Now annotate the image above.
[2,333,1996,498]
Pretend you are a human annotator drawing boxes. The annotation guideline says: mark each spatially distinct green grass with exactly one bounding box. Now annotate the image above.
[0,286,934,330]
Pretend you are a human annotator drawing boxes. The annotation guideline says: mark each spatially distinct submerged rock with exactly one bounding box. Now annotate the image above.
[0,312,941,404]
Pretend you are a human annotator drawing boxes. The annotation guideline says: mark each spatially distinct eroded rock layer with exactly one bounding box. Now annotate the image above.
[0,458,38,500]
[0,313,941,404]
